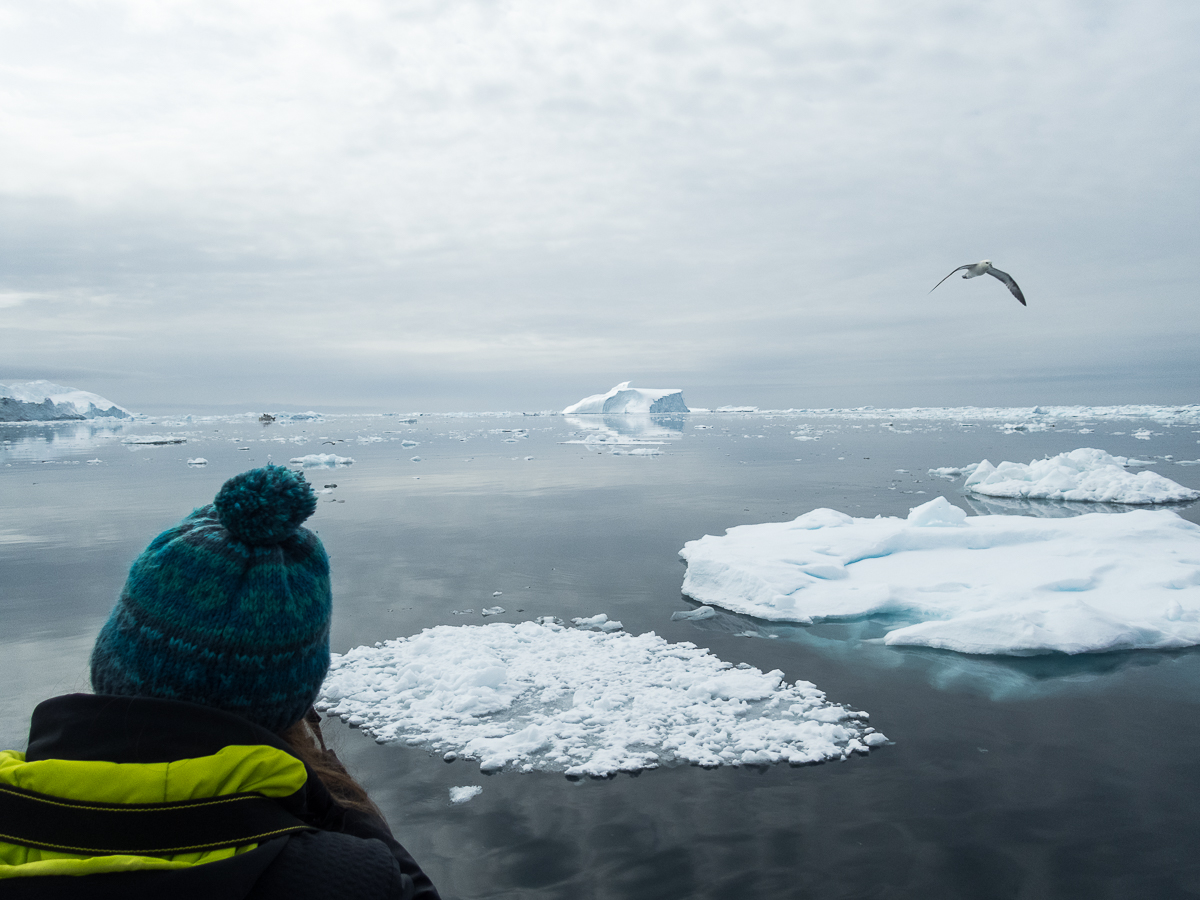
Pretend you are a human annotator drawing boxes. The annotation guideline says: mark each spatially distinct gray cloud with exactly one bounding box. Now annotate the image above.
[1,0,1198,412]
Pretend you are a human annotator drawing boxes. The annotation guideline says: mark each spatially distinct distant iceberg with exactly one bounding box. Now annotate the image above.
[562,381,689,415]
[0,380,133,422]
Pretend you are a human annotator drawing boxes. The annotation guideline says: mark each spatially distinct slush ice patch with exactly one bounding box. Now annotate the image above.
[318,621,884,777]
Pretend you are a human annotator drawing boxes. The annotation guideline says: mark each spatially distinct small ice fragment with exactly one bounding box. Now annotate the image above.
[863,732,889,747]
[444,751,458,762]
[449,786,482,804]
[571,614,624,632]
[481,606,505,617]
[186,458,207,466]
[86,459,103,465]
[671,606,717,621]
[290,453,354,468]
[410,456,422,462]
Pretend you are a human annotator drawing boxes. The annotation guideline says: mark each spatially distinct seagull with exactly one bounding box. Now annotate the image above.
[930,260,1026,306]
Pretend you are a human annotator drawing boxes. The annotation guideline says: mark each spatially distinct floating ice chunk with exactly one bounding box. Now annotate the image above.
[123,435,186,445]
[963,448,1199,504]
[670,606,717,621]
[492,591,503,597]
[318,621,882,776]
[680,498,1200,655]
[571,613,624,632]
[186,458,207,466]
[563,381,689,415]
[401,440,419,448]
[290,453,354,467]
[928,466,970,479]
[449,786,482,804]
[610,447,662,457]
[481,606,505,617]
[86,459,103,465]
[410,456,422,462]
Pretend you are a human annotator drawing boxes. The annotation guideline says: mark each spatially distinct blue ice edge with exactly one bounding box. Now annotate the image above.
[670,600,1200,701]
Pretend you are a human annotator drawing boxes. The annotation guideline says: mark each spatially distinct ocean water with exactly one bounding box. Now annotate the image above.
[3,409,1200,898]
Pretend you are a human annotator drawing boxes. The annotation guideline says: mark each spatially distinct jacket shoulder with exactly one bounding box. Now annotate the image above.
[250,830,413,900]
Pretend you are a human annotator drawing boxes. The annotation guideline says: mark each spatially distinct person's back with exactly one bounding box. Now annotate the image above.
[0,466,440,899]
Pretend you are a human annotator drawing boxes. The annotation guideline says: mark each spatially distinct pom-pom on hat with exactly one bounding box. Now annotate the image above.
[90,465,332,733]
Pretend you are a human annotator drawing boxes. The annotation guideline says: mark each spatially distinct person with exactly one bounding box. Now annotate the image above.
[0,465,441,899]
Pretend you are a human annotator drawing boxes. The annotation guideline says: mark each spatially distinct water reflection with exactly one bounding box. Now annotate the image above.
[672,599,1200,700]
[562,414,686,447]
[0,420,130,462]
[964,492,1199,517]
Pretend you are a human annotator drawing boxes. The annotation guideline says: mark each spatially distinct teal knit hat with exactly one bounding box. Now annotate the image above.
[90,465,332,733]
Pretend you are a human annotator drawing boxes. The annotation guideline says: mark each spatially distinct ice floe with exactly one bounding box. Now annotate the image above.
[679,497,1200,655]
[563,381,689,415]
[318,620,885,777]
[289,453,355,467]
[963,448,1200,505]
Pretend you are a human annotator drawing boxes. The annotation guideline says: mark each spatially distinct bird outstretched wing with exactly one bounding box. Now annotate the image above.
[929,265,971,294]
[985,267,1027,306]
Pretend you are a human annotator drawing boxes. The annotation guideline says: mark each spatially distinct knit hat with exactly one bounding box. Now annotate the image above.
[90,465,332,733]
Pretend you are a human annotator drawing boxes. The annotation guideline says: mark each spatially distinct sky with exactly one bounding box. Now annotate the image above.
[2,0,1198,414]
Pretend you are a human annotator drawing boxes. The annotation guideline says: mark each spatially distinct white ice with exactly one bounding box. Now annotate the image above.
[449,786,482,804]
[562,381,689,415]
[318,620,884,777]
[680,497,1200,656]
[963,448,1200,505]
[0,380,133,419]
[289,453,355,467]
[122,435,186,445]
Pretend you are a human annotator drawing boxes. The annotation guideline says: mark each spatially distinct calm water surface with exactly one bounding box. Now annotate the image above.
[3,411,1200,899]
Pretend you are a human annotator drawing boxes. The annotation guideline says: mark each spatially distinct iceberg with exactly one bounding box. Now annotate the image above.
[963,448,1200,504]
[289,453,355,467]
[562,381,689,415]
[680,497,1200,656]
[318,619,885,776]
[0,380,133,422]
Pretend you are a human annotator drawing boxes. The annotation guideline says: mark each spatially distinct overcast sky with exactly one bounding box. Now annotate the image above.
[2,0,1197,413]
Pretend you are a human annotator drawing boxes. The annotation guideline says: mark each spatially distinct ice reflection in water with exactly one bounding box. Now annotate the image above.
[671,599,1200,700]
[0,421,130,462]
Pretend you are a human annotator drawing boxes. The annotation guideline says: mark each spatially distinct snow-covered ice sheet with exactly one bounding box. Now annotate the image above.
[964,448,1200,505]
[680,497,1200,656]
[0,380,133,419]
[318,621,885,777]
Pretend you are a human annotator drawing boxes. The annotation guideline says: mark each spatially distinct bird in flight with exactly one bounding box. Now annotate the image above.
[930,260,1026,306]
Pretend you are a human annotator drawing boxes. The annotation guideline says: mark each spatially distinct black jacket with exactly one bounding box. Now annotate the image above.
[0,694,441,900]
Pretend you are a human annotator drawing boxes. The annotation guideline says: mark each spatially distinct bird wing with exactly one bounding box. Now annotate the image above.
[985,266,1027,306]
[929,265,972,293]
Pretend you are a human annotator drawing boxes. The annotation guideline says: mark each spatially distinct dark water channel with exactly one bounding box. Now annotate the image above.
[3,410,1200,899]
